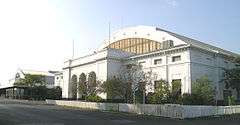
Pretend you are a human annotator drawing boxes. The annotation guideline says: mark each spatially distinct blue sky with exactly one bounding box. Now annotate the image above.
[0,0,239,84]
[50,0,240,55]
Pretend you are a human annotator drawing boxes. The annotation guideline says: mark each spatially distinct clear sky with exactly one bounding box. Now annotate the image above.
[0,0,239,84]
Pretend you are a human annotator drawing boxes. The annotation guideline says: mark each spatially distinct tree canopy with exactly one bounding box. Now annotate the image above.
[87,71,97,95]
[14,74,46,87]
[191,76,215,105]
[78,73,87,99]
[71,75,78,99]
[223,68,240,99]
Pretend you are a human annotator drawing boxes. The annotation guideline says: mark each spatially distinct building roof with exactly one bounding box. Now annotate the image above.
[99,25,239,57]
[19,69,54,76]
[156,28,239,57]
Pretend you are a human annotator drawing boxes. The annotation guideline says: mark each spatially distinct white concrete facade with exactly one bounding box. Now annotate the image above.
[61,26,239,100]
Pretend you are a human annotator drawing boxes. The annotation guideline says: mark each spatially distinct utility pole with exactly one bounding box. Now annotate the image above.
[108,22,111,47]
[72,40,75,59]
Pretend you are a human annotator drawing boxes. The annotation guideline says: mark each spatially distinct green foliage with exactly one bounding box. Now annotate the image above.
[71,75,78,99]
[235,56,240,66]
[14,78,27,86]
[223,68,240,99]
[87,71,97,95]
[85,94,103,102]
[183,76,215,105]
[146,80,170,104]
[25,86,62,100]
[14,74,46,87]
[78,73,87,99]
[101,77,121,99]
[182,93,199,105]
[101,77,133,103]
[29,86,47,100]
[134,89,144,104]
[227,96,236,105]
[169,80,182,104]
[46,86,62,100]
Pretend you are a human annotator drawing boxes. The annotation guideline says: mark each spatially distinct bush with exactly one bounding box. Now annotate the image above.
[25,86,62,100]
[228,96,236,105]
[169,80,182,104]
[146,92,169,104]
[46,86,62,100]
[191,76,215,105]
[182,93,199,105]
[134,89,144,104]
[146,80,170,104]
[86,94,103,102]
[146,92,156,104]
[182,77,215,105]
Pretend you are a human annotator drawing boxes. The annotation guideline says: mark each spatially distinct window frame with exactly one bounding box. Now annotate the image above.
[172,55,181,62]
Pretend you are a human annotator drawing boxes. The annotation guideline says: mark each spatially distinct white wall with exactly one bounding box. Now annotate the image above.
[134,49,191,94]
[190,48,237,100]
[62,48,133,99]
[46,100,240,119]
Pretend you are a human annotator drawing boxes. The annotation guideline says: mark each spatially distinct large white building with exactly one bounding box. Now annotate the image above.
[61,26,239,100]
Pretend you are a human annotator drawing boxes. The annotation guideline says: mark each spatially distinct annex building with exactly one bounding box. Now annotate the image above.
[61,26,239,101]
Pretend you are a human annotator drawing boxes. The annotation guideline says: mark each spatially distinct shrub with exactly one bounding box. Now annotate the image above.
[169,80,182,104]
[182,76,215,105]
[146,92,156,104]
[191,76,215,105]
[146,80,170,104]
[134,89,144,104]
[182,93,199,105]
[228,96,236,105]
[86,94,103,102]
[46,86,62,100]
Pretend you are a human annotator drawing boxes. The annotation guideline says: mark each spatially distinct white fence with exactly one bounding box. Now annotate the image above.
[46,100,240,119]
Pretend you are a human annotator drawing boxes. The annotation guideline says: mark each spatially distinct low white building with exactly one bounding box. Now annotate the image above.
[61,26,239,100]
[52,71,64,87]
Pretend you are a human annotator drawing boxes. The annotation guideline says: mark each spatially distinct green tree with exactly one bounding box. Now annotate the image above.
[170,80,182,104]
[119,64,156,104]
[190,76,215,105]
[71,75,78,99]
[234,56,240,67]
[78,73,87,99]
[14,74,46,87]
[146,79,170,104]
[101,77,122,99]
[86,71,102,99]
[223,68,240,100]
[87,71,97,96]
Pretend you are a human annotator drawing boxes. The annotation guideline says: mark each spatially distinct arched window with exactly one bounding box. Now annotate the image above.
[71,75,78,99]
[78,73,87,99]
[88,71,97,95]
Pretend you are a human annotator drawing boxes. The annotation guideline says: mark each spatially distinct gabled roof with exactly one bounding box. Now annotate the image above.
[156,28,239,57]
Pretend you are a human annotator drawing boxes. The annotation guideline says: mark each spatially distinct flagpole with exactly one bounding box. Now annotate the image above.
[108,22,111,48]
[72,40,74,59]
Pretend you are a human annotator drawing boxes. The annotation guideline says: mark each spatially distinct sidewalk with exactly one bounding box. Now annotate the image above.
[0,98,46,105]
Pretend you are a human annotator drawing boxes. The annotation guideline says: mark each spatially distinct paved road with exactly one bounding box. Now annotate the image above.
[0,100,239,125]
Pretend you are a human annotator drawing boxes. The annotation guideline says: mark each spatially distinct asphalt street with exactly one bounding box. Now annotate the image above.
[0,100,239,125]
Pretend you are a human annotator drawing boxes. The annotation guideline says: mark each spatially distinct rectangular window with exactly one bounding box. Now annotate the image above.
[154,59,162,65]
[139,61,146,66]
[172,56,181,62]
